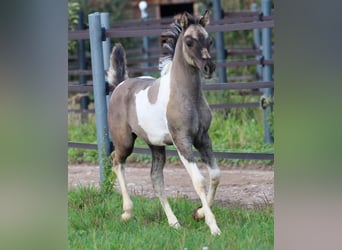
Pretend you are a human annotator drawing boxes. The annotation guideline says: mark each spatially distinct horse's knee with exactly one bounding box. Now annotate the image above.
[210,167,221,185]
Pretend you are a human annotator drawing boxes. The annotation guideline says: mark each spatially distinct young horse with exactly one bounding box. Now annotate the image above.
[107,11,221,235]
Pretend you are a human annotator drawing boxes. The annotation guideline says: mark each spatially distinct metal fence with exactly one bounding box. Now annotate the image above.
[68,1,274,181]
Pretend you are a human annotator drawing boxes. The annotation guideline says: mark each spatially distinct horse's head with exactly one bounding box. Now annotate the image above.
[179,10,216,79]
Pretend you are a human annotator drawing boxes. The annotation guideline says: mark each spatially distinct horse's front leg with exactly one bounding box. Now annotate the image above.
[193,132,221,220]
[173,136,221,235]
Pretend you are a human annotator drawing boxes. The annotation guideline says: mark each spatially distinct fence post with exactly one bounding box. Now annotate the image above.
[139,1,150,75]
[100,13,111,71]
[88,12,111,183]
[261,0,274,144]
[100,12,114,148]
[78,9,90,123]
[212,0,227,83]
[251,3,262,81]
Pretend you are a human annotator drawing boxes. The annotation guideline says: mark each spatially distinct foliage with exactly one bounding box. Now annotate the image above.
[68,2,80,29]
[68,120,98,164]
[100,147,116,194]
[68,0,139,66]
[68,0,129,22]
[68,100,274,165]
[68,1,80,54]
[68,187,274,249]
[67,0,275,165]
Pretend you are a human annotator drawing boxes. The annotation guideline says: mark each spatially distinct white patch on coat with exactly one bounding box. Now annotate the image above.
[137,76,156,80]
[160,61,172,76]
[177,151,221,235]
[135,65,172,145]
[177,153,205,191]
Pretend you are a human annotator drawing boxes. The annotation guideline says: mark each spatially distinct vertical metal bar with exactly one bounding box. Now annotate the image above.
[251,3,262,81]
[212,0,227,83]
[100,12,114,148]
[88,12,111,183]
[78,9,86,84]
[100,12,111,71]
[78,9,89,123]
[142,34,150,72]
[100,13,111,103]
[261,0,274,144]
[139,1,150,75]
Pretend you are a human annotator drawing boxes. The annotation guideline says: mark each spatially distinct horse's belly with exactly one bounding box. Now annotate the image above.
[138,111,171,145]
[135,88,171,146]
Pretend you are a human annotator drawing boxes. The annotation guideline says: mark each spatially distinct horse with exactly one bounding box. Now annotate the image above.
[107,10,221,235]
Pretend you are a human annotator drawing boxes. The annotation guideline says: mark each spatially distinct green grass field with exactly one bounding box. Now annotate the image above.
[68,90,274,249]
[68,94,274,165]
[68,187,273,250]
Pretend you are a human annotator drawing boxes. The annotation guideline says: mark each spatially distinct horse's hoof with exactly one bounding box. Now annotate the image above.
[210,226,222,236]
[192,206,205,221]
[121,212,133,221]
[170,222,181,230]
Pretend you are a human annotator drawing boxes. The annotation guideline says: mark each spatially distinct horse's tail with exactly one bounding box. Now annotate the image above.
[107,43,128,88]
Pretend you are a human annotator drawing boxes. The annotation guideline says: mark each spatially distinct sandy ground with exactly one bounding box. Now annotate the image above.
[68,162,273,208]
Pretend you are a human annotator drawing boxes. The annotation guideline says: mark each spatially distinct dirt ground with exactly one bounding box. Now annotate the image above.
[68,162,273,208]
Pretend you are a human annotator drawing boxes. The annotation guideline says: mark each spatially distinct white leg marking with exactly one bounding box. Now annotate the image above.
[196,162,221,220]
[113,163,133,221]
[160,197,181,229]
[207,163,221,206]
[178,153,221,235]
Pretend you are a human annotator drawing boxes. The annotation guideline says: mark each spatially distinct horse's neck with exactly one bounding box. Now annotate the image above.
[170,36,201,99]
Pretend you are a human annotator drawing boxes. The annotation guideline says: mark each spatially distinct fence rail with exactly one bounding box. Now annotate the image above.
[68,6,275,170]
[68,58,273,76]
[68,81,274,93]
[68,142,274,160]
[68,13,274,40]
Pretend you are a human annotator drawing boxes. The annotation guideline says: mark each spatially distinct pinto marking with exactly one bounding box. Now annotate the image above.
[135,68,172,145]
[177,152,221,235]
[107,11,221,235]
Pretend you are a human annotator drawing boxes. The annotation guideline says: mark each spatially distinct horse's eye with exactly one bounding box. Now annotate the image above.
[186,39,193,48]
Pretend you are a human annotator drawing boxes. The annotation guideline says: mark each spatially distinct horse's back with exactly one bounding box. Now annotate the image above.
[111,77,155,99]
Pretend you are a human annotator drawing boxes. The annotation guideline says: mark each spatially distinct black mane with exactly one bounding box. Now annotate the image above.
[159,13,202,71]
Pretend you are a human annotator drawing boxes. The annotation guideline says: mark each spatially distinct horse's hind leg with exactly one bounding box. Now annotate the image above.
[193,132,221,220]
[149,145,180,229]
[111,133,136,221]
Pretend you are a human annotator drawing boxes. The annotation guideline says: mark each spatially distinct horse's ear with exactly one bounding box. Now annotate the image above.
[180,12,191,30]
[199,10,210,27]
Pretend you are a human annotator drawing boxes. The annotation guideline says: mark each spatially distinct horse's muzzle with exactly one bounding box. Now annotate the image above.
[202,61,216,79]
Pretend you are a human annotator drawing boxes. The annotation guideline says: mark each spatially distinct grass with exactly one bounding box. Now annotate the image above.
[68,106,274,164]
[68,186,273,250]
[67,81,275,165]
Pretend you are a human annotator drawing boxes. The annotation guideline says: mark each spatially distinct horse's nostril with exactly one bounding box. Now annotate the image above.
[204,65,210,73]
